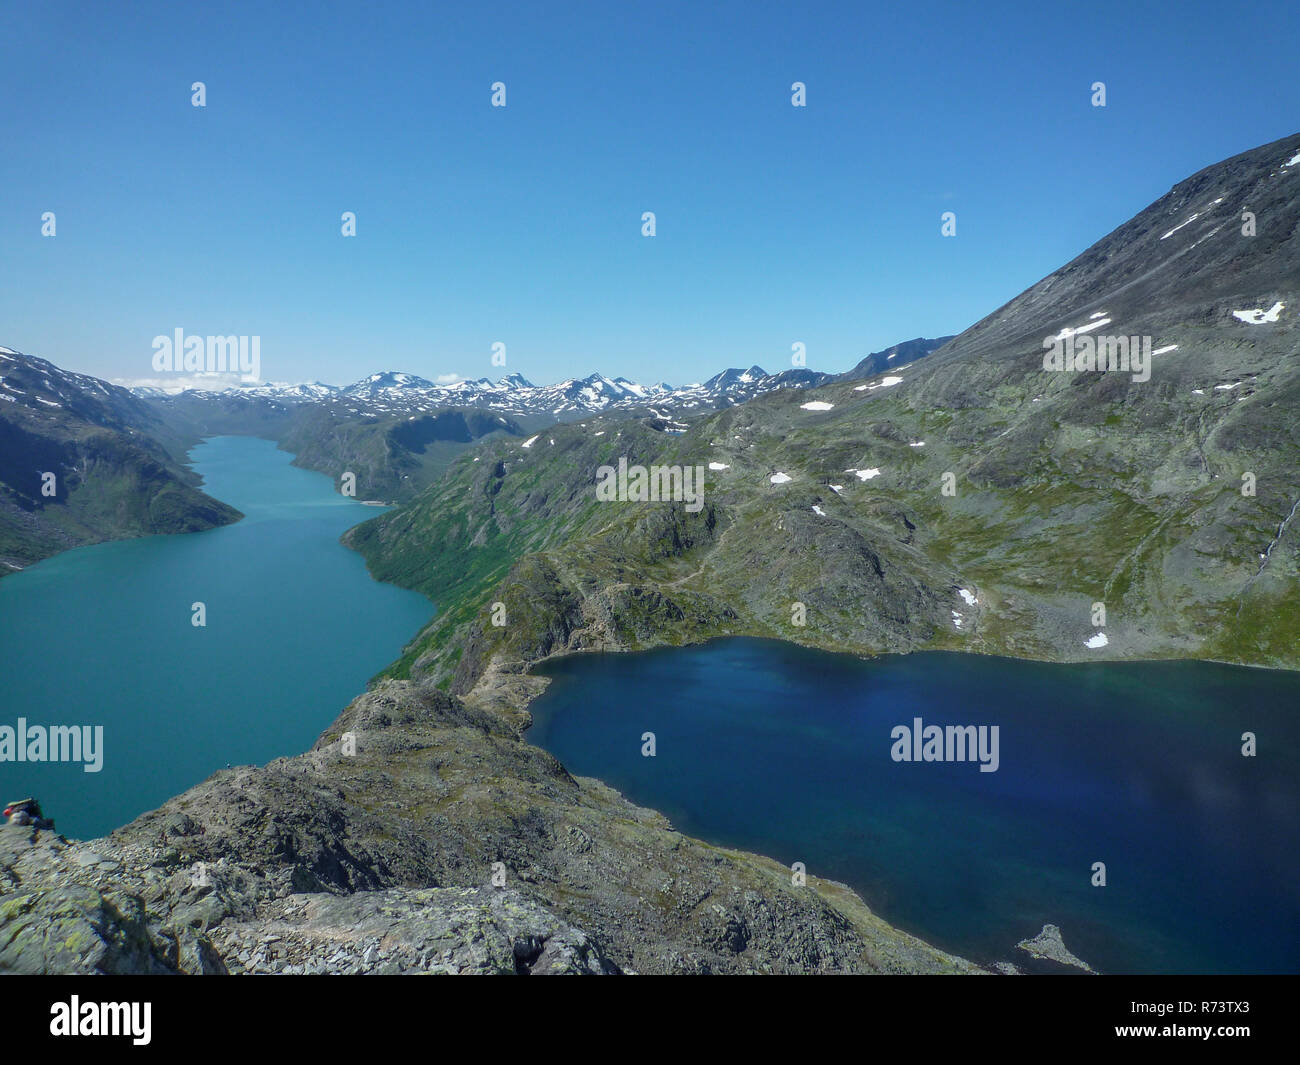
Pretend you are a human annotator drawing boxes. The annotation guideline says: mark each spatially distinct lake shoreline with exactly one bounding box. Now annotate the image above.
[510,637,1298,974]
[480,633,1300,743]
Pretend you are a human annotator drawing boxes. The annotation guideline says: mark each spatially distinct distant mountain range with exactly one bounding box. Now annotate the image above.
[132,356,946,421]
[0,338,953,565]
[134,371,800,421]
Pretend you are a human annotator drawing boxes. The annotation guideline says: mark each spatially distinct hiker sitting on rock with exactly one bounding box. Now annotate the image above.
[3,798,54,831]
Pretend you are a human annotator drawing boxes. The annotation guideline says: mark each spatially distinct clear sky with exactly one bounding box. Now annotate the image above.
[2,0,1297,389]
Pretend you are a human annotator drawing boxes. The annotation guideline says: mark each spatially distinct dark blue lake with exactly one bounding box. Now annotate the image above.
[0,436,433,839]
[528,637,1300,974]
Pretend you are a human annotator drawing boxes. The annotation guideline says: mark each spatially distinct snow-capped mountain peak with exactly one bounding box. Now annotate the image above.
[127,360,863,421]
[342,371,438,398]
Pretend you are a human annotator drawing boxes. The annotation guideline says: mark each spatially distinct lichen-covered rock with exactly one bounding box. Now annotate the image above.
[212,887,612,975]
[0,682,979,975]
[0,833,173,974]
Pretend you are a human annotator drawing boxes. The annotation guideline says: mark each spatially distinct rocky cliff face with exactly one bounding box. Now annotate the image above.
[0,682,980,975]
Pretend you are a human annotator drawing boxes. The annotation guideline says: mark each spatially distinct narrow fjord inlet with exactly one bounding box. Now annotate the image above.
[0,437,433,838]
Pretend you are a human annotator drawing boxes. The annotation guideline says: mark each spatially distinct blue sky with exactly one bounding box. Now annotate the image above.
[2,0,1297,389]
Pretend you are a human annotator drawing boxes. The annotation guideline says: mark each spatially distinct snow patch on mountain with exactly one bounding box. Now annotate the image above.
[1160,212,1200,239]
[1232,302,1284,324]
[1050,318,1111,340]
[853,375,904,392]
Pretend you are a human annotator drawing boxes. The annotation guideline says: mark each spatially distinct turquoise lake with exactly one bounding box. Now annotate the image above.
[528,638,1300,974]
[0,436,432,839]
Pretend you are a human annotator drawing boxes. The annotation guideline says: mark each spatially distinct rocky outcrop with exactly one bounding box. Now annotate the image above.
[1015,923,1097,973]
[0,829,608,975]
[0,682,980,975]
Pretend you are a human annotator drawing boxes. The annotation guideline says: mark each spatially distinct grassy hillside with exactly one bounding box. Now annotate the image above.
[348,133,1300,688]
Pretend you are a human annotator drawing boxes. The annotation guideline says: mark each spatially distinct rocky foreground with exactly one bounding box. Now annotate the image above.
[0,681,983,975]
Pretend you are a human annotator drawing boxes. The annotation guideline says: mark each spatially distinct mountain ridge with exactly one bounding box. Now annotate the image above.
[133,361,848,420]
[345,131,1300,694]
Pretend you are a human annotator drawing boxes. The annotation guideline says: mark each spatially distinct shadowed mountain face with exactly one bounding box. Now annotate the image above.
[348,132,1300,689]
[279,406,526,501]
[843,336,955,380]
[0,348,241,573]
[121,388,530,503]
